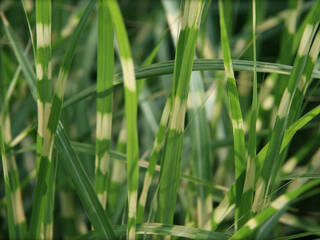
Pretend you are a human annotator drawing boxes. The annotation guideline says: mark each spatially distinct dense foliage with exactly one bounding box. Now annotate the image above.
[0,0,320,239]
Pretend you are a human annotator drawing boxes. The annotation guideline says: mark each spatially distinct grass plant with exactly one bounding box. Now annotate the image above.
[1,0,320,239]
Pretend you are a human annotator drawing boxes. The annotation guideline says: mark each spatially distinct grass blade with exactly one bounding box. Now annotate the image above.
[1,13,37,98]
[231,179,320,240]
[55,123,116,239]
[105,0,139,238]
[34,0,53,237]
[218,0,246,229]
[137,99,171,223]
[80,223,231,240]
[94,0,114,209]
[238,0,258,227]
[62,57,320,111]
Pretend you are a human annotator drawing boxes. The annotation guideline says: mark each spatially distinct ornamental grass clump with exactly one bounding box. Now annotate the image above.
[1,0,320,239]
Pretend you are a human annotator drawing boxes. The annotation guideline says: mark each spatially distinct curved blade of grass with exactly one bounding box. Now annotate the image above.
[231,179,320,240]
[94,0,114,209]
[238,0,258,228]
[1,39,31,119]
[8,125,35,149]
[105,0,139,238]
[137,99,170,223]
[133,223,230,240]
[218,0,246,229]
[1,64,22,118]
[258,104,320,168]
[257,147,320,239]
[1,13,37,98]
[156,0,205,225]
[55,122,116,239]
[62,58,320,109]
[20,0,36,62]
[132,59,320,81]
[80,223,230,240]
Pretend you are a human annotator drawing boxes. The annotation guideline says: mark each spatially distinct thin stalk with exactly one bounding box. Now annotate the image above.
[109,26,166,223]
[94,0,114,209]
[231,179,320,240]
[108,119,127,221]
[55,123,115,239]
[238,0,258,227]
[105,0,140,238]
[62,58,320,109]
[218,0,246,230]
[118,28,166,223]
[137,99,171,223]
[34,0,53,237]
